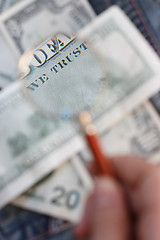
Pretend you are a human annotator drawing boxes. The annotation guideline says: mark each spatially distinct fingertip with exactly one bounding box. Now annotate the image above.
[91,177,130,240]
[74,224,89,239]
[74,194,93,238]
[93,177,124,210]
[75,176,130,240]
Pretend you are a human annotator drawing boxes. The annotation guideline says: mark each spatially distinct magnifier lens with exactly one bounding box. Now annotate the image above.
[19,32,108,120]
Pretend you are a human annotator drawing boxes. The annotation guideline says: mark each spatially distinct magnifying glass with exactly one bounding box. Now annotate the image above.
[18,32,115,177]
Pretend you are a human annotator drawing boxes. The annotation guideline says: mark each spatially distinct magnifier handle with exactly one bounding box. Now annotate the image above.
[79,111,115,177]
[85,126,115,177]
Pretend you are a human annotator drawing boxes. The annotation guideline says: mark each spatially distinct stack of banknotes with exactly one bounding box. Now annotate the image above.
[0,0,160,240]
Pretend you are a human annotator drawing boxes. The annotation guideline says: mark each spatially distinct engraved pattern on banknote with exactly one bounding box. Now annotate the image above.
[0,0,22,13]
[102,103,160,158]
[7,113,58,158]
[3,0,94,53]
[0,31,18,88]
[130,105,160,156]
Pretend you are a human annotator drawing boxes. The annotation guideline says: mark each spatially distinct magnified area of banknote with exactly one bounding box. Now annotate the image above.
[19,33,102,119]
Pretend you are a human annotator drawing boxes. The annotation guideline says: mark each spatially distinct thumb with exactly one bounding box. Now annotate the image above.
[91,178,130,240]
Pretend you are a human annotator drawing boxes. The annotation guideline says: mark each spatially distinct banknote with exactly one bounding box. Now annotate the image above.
[0,0,95,57]
[102,101,160,164]
[0,0,95,89]
[79,6,160,132]
[13,155,93,223]
[0,0,21,90]
[0,29,18,89]
[1,6,160,209]
[0,0,22,13]
[88,0,160,56]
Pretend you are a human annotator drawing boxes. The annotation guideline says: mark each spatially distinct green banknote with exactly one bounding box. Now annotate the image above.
[102,101,160,163]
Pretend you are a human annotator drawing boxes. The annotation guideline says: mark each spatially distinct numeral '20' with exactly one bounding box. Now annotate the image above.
[51,186,80,209]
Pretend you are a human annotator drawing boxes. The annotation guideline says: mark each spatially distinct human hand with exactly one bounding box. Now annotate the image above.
[75,156,160,240]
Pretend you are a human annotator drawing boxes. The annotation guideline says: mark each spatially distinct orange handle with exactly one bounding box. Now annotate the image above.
[79,111,115,177]
[85,130,115,176]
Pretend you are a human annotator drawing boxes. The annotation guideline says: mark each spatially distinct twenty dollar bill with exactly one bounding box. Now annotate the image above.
[13,155,93,223]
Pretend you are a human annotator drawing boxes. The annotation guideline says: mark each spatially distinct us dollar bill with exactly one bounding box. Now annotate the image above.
[78,6,160,134]
[0,0,95,57]
[102,102,160,164]
[13,155,93,223]
[0,0,23,13]
[0,0,95,89]
[0,29,17,89]
[1,6,160,209]
[0,0,23,89]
